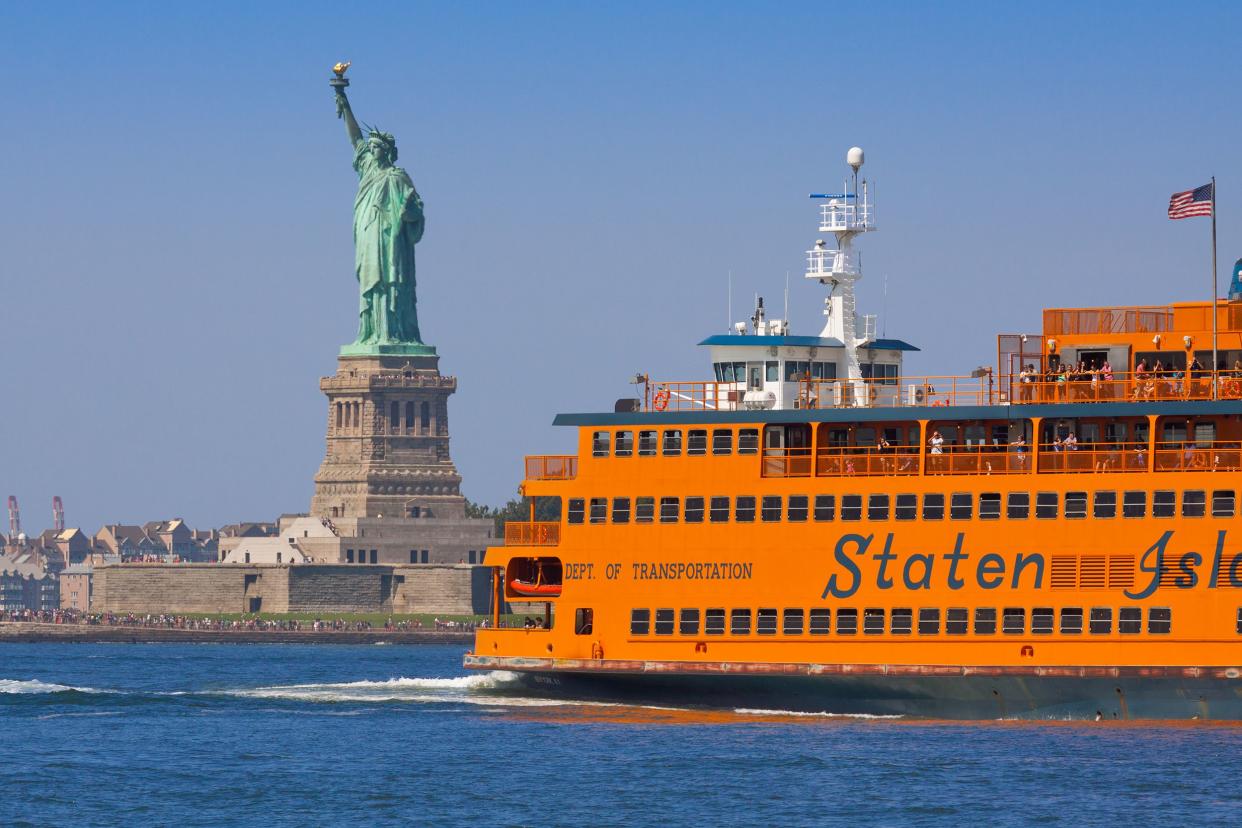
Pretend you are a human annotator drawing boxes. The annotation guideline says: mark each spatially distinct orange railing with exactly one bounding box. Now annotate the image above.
[525,455,578,480]
[761,449,814,478]
[647,381,734,412]
[799,377,991,409]
[816,446,921,477]
[1012,370,1242,405]
[504,522,561,546]
[1153,442,1242,472]
[1042,305,1174,336]
[925,445,1030,475]
[1037,442,1150,474]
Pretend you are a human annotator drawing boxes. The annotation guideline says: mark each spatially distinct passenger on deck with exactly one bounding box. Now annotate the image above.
[1019,365,1033,402]
[1064,432,1078,451]
[1010,435,1026,469]
[928,430,944,472]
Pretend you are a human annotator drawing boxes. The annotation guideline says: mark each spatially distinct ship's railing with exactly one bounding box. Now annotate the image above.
[816,446,921,477]
[503,522,561,546]
[1036,441,1150,474]
[1153,441,1242,472]
[818,200,874,232]
[1043,305,1174,336]
[525,455,578,480]
[1012,370,1241,404]
[800,376,991,409]
[648,381,734,412]
[760,448,814,478]
[925,444,1030,475]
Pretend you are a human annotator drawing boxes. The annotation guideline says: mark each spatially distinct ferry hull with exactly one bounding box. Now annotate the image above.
[465,655,1242,720]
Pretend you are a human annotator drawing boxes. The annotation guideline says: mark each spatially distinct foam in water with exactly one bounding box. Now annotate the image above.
[0,678,98,695]
[219,671,554,705]
[734,707,905,720]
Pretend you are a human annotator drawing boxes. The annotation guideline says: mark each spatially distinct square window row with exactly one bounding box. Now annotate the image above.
[569,490,1237,524]
[592,429,760,458]
[629,606,1172,636]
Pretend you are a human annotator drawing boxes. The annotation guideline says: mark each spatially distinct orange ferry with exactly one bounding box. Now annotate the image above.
[466,149,1242,719]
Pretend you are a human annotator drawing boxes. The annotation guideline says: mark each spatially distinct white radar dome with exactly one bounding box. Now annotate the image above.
[847,146,865,170]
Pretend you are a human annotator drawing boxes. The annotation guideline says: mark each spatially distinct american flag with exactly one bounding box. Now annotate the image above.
[1168,182,1214,219]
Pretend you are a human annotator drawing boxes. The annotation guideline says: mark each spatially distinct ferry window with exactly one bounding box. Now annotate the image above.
[814,495,836,521]
[612,497,631,524]
[784,608,805,635]
[615,430,634,457]
[713,362,724,382]
[567,498,585,524]
[738,429,760,455]
[1238,608,1242,635]
[630,608,650,635]
[1002,608,1025,635]
[1093,491,1117,519]
[1212,490,1236,517]
[731,609,752,635]
[891,608,913,635]
[654,608,675,635]
[574,608,593,635]
[1064,491,1087,519]
[589,498,607,524]
[785,360,811,382]
[788,495,809,522]
[659,497,680,523]
[712,429,733,455]
[662,430,683,456]
[1007,492,1030,520]
[808,608,831,635]
[868,494,890,521]
[757,608,778,635]
[705,608,726,635]
[1123,491,1147,518]
[836,609,858,635]
[979,492,1001,521]
[922,493,945,521]
[1182,490,1206,518]
[688,430,708,456]
[709,496,730,523]
[1060,607,1083,635]
[1148,607,1171,635]
[1035,492,1058,519]
[895,494,918,521]
[1119,607,1142,634]
[761,496,783,522]
[863,608,885,635]
[1089,607,1113,635]
[592,431,610,457]
[950,493,972,521]
[918,608,941,635]
[638,430,658,456]
[635,497,655,523]
[680,608,700,635]
[735,496,756,522]
[1153,490,1176,518]
[1031,607,1054,635]
[685,497,705,523]
[974,608,997,635]
[841,495,862,521]
[766,361,779,382]
[946,608,968,635]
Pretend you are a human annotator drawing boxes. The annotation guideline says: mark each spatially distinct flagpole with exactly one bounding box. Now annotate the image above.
[1212,176,1219,400]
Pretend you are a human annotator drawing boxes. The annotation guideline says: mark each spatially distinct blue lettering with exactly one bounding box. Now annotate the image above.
[1011,552,1045,590]
[976,553,1005,589]
[943,533,968,590]
[902,553,935,590]
[1126,531,1172,600]
[873,534,897,589]
[1176,551,1201,589]
[823,533,872,600]
[1210,531,1226,588]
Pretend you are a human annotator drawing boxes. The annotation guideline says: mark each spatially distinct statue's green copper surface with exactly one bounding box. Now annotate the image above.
[332,66,434,357]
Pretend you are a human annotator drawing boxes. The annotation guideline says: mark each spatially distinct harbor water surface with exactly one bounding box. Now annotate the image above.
[2,642,1237,826]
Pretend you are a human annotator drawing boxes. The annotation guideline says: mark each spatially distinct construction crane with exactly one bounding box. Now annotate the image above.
[52,496,64,533]
[7,496,20,541]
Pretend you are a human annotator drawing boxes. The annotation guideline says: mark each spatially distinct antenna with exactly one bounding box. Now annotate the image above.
[727,271,733,332]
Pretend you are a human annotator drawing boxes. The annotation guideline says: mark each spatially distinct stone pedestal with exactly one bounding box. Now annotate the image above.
[311,354,467,520]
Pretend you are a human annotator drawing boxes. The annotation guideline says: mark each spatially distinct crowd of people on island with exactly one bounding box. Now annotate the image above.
[0,609,494,632]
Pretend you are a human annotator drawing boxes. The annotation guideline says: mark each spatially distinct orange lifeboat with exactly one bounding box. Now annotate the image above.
[508,578,562,598]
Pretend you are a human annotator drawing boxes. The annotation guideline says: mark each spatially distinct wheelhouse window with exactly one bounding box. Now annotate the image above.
[730,609,752,635]
[680,608,700,635]
[638,430,658,456]
[895,494,917,521]
[1065,492,1087,519]
[918,608,941,635]
[738,429,760,454]
[860,363,899,385]
[787,495,809,522]
[662,430,683,456]
[784,608,805,635]
[868,494,890,521]
[922,493,945,521]
[709,496,730,522]
[950,493,972,521]
[589,498,607,524]
[1007,492,1030,519]
[615,430,634,457]
[814,495,835,521]
[687,429,708,456]
[735,496,756,522]
[630,608,650,635]
[654,608,675,635]
[863,608,885,635]
[1182,490,1206,518]
[1153,490,1176,518]
[890,608,913,635]
[1089,607,1113,634]
[835,609,858,635]
[1035,492,1058,519]
[974,607,997,635]
[757,609,778,635]
[1060,607,1083,634]
[1148,607,1171,634]
[712,429,734,455]
[841,495,862,521]
[635,497,655,523]
[612,497,631,524]
[567,498,585,524]
[659,497,680,523]
[1123,491,1147,518]
[705,608,726,635]
[592,431,610,457]
[1094,491,1117,519]
[685,497,705,523]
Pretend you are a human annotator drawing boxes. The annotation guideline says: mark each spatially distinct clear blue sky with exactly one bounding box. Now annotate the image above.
[2,1,1239,534]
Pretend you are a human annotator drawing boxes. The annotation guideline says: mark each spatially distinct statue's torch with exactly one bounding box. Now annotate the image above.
[331,61,351,118]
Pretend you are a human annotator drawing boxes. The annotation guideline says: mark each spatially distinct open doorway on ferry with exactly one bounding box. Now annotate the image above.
[815,421,919,476]
[763,424,811,477]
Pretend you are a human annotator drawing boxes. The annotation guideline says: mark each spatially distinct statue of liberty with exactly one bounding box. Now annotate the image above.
[330,63,430,354]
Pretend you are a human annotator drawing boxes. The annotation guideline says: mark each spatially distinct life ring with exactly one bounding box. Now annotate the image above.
[653,389,671,411]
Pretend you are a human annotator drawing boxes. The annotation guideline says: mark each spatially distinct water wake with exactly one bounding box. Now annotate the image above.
[216,671,566,706]
[734,707,904,720]
[0,678,104,695]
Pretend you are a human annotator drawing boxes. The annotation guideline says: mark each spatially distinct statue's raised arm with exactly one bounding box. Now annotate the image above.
[330,62,363,148]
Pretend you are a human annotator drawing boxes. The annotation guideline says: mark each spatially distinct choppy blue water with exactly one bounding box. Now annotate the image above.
[1,642,1238,826]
